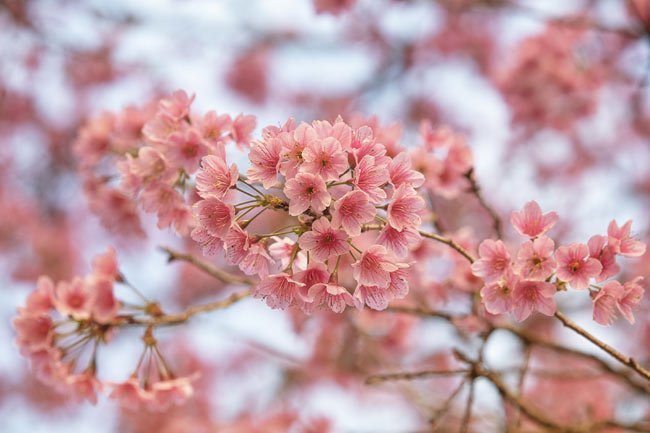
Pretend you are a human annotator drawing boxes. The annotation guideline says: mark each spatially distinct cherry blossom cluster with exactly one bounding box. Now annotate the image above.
[472,201,646,324]
[73,90,256,237]
[191,116,427,313]
[13,248,195,409]
[496,25,604,133]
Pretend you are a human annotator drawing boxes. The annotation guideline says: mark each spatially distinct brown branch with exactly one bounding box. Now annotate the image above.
[554,311,650,382]
[498,324,650,394]
[116,289,252,327]
[366,369,469,385]
[418,230,476,264]
[464,168,503,238]
[160,246,255,286]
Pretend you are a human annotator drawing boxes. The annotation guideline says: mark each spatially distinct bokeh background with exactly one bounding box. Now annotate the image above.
[1,0,649,432]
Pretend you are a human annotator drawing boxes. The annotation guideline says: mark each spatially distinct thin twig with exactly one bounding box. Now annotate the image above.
[366,369,469,385]
[464,168,503,238]
[160,246,255,286]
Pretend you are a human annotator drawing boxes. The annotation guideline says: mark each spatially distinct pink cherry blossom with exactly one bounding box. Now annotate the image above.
[63,371,103,405]
[54,277,93,320]
[230,113,256,148]
[279,131,306,178]
[239,243,274,279]
[166,127,209,174]
[387,184,425,231]
[284,172,331,216]
[150,376,195,411]
[308,283,357,313]
[195,155,238,199]
[352,155,389,203]
[195,110,232,145]
[471,239,511,283]
[298,217,349,262]
[92,246,119,281]
[511,279,557,321]
[617,277,644,324]
[514,235,557,281]
[191,226,223,257]
[330,190,376,237]
[510,201,559,238]
[388,152,425,189]
[607,220,646,257]
[13,313,54,352]
[253,273,307,310]
[481,271,519,315]
[592,281,624,326]
[587,235,620,282]
[293,262,330,292]
[194,198,235,238]
[109,377,153,409]
[88,277,120,324]
[247,136,282,188]
[159,89,194,121]
[25,276,55,314]
[301,137,348,181]
[352,245,405,289]
[376,225,421,258]
[223,225,251,265]
[556,243,602,289]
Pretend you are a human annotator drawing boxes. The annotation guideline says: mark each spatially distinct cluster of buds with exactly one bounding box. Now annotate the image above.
[191,116,427,312]
[472,201,646,323]
[13,248,195,408]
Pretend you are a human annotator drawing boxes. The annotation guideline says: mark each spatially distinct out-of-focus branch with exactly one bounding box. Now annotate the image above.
[554,310,650,382]
[464,168,503,238]
[366,369,469,385]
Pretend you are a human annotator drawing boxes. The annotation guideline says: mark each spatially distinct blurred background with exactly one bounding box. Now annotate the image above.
[1,0,650,432]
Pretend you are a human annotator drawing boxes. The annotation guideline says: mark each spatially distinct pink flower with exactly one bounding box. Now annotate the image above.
[223,225,251,265]
[353,270,410,311]
[301,137,348,181]
[387,185,425,231]
[194,198,235,238]
[618,277,644,324]
[109,377,153,409]
[298,217,349,262]
[293,262,330,292]
[514,236,557,281]
[195,155,238,199]
[92,246,119,281]
[353,155,389,203]
[64,371,103,405]
[330,190,376,237]
[510,201,559,238]
[247,136,282,188]
[284,172,331,216]
[588,235,620,282]
[166,127,209,174]
[471,239,511,283]
[481,271,519,315]
[308,283,357,313]
[279,131,306,178]
[13,313,54,352]
[270,237,306,270]
[388,152,425,189]
[607,220,646,257]
[196,110,231,144]
[376,225,421,258]
[253,273,307,310]
[191,226,223,256]
[352,245,405,288]
[314,0,357,15]
[556,243,602,289]
[592,281,624,326]
[54,277,93,319]
[230,113,256,148]
[25,276,55,314]
[511,280,557,321]
[239,243,274,279]
[150,376,195,411]
[159,90,194,121]
[88,277,120,324]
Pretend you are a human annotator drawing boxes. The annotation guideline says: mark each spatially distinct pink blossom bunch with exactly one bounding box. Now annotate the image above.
[73,90,256,237]
[13,248,195,409]
[409,121,473,199]
[472,201,646,323]
[191,115,427,313]
[496,25,604,133]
